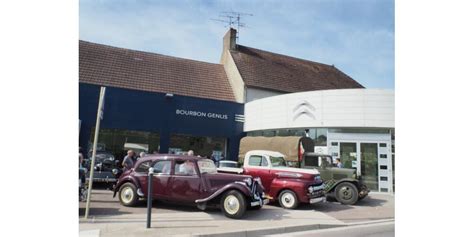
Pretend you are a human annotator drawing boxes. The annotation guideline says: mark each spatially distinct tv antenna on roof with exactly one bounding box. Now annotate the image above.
[211,11,253,42]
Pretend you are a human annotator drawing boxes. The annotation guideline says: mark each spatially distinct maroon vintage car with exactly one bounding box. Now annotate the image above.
[113,154,268,219]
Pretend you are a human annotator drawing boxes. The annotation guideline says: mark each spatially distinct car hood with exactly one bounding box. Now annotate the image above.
[203,172,252,189]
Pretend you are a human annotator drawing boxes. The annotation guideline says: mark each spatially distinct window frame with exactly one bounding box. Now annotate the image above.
[173,159,199,177]
[151,159,172,175]
[248,155,264,167]
[135,160,152,173]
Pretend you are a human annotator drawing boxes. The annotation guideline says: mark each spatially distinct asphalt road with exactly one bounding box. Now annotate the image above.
[79,184,394,223]
[266,221,395,237]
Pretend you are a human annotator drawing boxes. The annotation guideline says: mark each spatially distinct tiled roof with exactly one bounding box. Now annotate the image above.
[79,40,236,102]
[230,45,364,92]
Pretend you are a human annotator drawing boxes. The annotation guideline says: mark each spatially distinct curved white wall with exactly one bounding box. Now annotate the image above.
[244,89,394,132]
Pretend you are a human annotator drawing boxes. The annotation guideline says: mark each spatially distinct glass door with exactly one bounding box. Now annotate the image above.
[360,143,378,191]
[340,142,357,170]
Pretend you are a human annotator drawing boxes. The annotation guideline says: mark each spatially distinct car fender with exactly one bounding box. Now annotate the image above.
[325,178,360,193]
[113,175,142,198]
[268,178,307,201]
[195,182,252,203]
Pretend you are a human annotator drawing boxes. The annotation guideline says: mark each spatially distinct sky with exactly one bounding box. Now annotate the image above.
[80,0,394,89]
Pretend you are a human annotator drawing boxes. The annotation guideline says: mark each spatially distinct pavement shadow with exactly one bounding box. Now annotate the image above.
[244,208,292,221]
[356,196,388,207]
[79,207,133,216]
[301,196,389,213]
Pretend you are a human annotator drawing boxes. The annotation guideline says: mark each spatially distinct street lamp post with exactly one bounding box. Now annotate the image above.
[84,86,106,219]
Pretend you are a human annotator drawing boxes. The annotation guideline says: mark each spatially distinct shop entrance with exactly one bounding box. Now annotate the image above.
[360,143,378,191]
[328,133,393,193]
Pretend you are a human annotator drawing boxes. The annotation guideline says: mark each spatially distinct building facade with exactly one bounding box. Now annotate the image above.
[79,40,244,160]
[79,28,394,192]
[244,89,395,193]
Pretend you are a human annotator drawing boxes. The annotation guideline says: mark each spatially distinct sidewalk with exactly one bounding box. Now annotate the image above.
[79,191,394,237]
[79,207,345,237]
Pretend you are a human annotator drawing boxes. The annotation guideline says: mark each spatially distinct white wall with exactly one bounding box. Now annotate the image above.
[246,87,284,102]
[221,50,245,103]
[244,89,394,131]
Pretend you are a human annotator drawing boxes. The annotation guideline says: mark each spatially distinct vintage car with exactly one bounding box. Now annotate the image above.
[218,150,326,209]
[84,151,122,187]
[114,155,268,219]
[301,153,369,205]
[239,136,369,205]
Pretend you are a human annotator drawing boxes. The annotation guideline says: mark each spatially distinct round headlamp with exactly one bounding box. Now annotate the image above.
[112,168,118,175]
[243,177,252,186]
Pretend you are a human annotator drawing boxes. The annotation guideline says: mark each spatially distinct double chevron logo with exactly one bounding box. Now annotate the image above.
[292,100,316,121]
[235,114,245,123]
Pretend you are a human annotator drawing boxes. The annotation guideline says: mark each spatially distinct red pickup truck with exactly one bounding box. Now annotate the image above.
[217,150,325,209]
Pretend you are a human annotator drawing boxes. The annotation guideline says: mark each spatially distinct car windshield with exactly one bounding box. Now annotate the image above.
[270,156,287,167]
[197,159,218,174]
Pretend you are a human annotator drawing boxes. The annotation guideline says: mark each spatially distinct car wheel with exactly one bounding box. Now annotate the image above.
[118,183,139,207]
[335,182,358,205]
[220,190,247,219]
[278,190,299,209]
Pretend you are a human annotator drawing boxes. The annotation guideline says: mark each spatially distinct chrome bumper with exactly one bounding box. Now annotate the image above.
[251,198,270,207]
[309,196,326,204]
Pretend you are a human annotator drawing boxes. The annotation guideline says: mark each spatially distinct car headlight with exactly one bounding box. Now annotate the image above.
[243,177,252,187]
[308,186,314,193]
[314,175,322,182]
[352,173,357,179]
[112,168,118,175]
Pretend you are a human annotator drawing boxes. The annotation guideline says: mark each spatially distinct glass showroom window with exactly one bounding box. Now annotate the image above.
[314,128,328,146]
[169,134,226,159]
[89,128,160,159]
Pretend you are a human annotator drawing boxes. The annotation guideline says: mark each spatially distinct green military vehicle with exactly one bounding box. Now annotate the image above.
[240,136,369,205]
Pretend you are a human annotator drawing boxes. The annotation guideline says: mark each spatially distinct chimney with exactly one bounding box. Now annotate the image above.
[223,28,237,51]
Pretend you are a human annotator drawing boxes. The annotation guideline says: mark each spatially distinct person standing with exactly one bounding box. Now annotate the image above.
[79,153,84,169]
[335,158,343,168]
[122,150,135,171]
[138,151,146,160]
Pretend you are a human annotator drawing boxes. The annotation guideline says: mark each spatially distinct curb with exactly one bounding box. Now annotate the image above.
[346,218,395,226]
[192,223,347,237]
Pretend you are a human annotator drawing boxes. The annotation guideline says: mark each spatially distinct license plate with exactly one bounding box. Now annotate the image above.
[250,201,261,206]
[251,198,269,206]
[310,197,325,204]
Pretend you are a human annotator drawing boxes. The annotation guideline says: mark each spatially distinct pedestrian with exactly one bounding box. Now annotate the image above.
[138,151,146,160]
[187,150,194,156]
[122,150,135,171]
[79,153,84,168]
[335,158,343,168]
